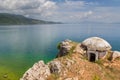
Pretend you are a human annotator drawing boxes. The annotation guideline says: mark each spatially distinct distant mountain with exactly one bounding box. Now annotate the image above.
[78,21,120,24]
[0,13,60,25]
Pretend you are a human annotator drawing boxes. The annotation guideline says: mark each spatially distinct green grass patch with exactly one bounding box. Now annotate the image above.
[57,42,61,50]
[95,60,103,65]
[105,51,113,61]
[47,74,59,80]
[68,46,76,54]
[93,75,100,80]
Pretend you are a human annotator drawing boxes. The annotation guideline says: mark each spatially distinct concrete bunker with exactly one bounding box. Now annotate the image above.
[81,37,112,62]
[89,53,96,62]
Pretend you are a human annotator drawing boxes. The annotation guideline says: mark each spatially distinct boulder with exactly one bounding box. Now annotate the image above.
[65,77,78,80]
[48,60,62,74]
[20,61,50,80]
[112,51,120,61]
[57,39,72,57]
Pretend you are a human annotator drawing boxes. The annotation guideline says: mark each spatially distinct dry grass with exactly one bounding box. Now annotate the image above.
[47,42,120,80]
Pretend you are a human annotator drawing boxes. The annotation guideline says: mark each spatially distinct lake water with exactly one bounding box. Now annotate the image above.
[0,24,120,80]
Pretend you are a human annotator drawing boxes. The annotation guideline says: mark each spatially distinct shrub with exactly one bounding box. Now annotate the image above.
[95,60,103,65]
[57,43,61,49]
[93,75,100,80]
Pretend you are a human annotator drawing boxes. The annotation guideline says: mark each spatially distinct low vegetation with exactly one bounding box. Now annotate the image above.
[48,41,120,80]
[21,39,120,80]
[93,75,100,80]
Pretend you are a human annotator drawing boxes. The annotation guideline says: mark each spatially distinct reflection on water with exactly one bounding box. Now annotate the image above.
[0,24,120,79]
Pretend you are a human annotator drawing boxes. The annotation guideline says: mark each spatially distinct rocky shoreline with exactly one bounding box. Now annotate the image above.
[20,37,120,80]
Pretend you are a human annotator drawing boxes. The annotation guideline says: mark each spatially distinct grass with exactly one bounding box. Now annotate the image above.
[93,75,100,80]
[105,51,113,61]
[105,72,115,80]
[95,60,103,65]
[115,57,120,60]
[47,74,59,80]
[68,46,76,54]
[57,42,61,50]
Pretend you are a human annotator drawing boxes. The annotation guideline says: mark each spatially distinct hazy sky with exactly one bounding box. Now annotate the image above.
[0,0,120,23]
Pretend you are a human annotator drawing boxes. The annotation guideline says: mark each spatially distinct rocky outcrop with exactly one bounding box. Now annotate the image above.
[20,60,63,80]
[21,39,120,80]
[20,61,50,80]
[48,60,62,74]
[112,51,120,61]
[74,43,85,54]
[56,39,73,57]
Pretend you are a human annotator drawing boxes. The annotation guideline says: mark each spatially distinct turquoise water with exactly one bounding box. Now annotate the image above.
[0,24,120,80]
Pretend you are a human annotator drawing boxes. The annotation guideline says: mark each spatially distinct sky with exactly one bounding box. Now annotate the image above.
[0,0,120,23]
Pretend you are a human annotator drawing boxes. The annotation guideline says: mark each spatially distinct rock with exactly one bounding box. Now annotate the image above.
[103,63,109,67]
[65,77,78,80]
[74,43,84,54]
[20,38,120,80]
[3,74,8,78]
[64,39,72,43]
[66,58,74,66]
[112,51,120,61]
[57,39,72,57]
[20,60,50,80]
[48,60,62,74]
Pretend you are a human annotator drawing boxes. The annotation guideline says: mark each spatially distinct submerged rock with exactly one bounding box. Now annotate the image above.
[3,74,8,78]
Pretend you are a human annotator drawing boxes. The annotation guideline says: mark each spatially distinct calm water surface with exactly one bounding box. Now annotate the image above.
[0,24,120,80]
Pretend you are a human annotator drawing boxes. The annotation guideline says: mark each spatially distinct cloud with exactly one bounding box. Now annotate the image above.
[0,0,57,17]
[46,0,94,22]
[0,0,39,10]
[89,7,120,23]
[67,11,93,20]
[0,0,120,23]
[0,0,91,21]
[56,0,87,12]
[53,0,120,23]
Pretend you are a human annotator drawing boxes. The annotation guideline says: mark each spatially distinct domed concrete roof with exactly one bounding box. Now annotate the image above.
[82,37,112,51]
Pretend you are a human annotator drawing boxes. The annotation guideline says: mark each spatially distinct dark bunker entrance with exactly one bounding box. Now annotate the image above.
[89,53,96,62]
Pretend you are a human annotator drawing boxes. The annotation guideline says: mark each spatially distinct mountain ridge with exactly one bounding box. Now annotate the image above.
[0,13,60,25]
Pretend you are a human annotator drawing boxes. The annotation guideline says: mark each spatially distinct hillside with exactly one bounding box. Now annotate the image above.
[0,13,59,25]
[20,38,120,80]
